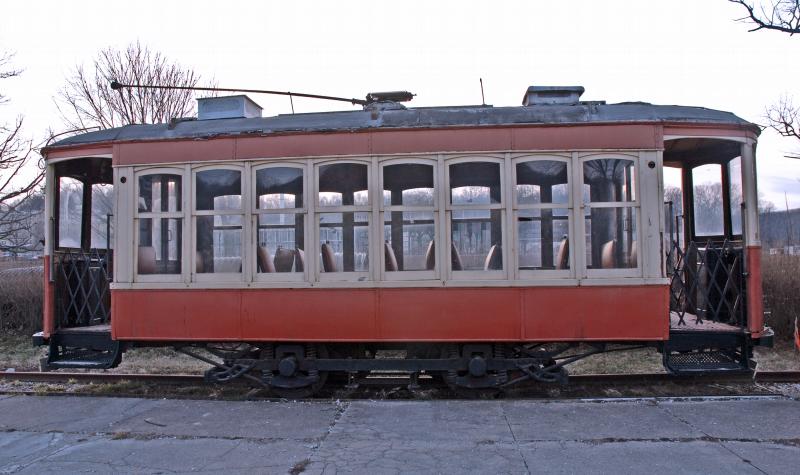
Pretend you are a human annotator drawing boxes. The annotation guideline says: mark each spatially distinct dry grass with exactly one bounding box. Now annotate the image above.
[762,253,800,340]
[0,265,43,334]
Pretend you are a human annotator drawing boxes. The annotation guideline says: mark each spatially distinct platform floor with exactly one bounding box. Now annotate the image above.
[670,311,744,332]
[1,394,798,474]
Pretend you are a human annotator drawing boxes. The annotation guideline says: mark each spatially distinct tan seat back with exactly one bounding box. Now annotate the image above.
[555,237,569,270]
[630,242,638,268]
[424,240,435,270]
[274,247,294,272]
[196,251,205,273]
[137,246,156,274]
[257,246,275,273]
[483,244,502,270]
[294,248,305,272]
[601,240,616,269]
[450,242,463,271]
[321,242,337,272]
[384,241,398,271]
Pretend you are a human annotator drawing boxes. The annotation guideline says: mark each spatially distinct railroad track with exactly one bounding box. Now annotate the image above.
[2,370,799,386]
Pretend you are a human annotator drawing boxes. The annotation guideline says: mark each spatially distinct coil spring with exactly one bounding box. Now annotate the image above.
[306,344,319,380]
[261,345,274,385]
[494,344,508,385]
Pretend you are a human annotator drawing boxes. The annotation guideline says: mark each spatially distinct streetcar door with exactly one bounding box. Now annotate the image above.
[52,157,114,330]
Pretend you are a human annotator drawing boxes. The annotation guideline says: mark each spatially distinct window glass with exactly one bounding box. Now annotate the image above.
[585,207,637,269]
[663,166,684,248]
[383,164,434,207]
[451,209,503,271]
[518,208,570,270]
[449,162,501,204]
[138,218,182,274]
[197,215,242,273]
[384,211,435,271]
[256,212,304,274]
[583,158,636,203]
[318,163,368,207]
[256,167,303,209]
[138,174,181,213]
[692,164,724,236]
[516,161,569,205]
[195,169,242,274]
[196,169,241,211]
[319,212,369,272]
[91,183,114,249]
[58,177,83,248]
[728,157,742,235]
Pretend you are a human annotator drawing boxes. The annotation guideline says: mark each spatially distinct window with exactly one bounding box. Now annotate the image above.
[58,177,83,248]
[254,165,305,276]
[317,162,370,275]
[381,162,437,276]
[194,168,243,275]
[514,159,571,275]
[582,157,638,270]
[136,172,182,276]
[448,160,504,273]
[91,183,114,249]
[692,164,724,237]
[728,157,742,236]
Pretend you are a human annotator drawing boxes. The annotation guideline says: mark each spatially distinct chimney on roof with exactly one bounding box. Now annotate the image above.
[197,95,263,120]
[522,86,585,106]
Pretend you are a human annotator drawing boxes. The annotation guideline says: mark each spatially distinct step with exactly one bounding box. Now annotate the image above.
[46,327,122,370]
[664,349,750,375]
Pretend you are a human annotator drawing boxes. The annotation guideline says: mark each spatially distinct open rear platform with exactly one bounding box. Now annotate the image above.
[669,312,744,333]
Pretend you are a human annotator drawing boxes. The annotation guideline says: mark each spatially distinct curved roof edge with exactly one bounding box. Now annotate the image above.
[46,102,760,151]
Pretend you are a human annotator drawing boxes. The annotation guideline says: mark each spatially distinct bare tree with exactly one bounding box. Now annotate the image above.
[765,95,800,158]
[56,41,207,130]
[1,53,44,255]
[730,0,800,34]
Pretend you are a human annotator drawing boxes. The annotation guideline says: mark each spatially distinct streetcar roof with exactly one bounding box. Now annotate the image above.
[47,101,759,149]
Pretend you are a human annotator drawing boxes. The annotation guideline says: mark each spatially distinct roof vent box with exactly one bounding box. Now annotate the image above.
[197,95,263,120]
[522,86,585,106]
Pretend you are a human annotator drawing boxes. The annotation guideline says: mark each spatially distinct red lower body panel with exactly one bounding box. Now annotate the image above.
[111,285,669,342]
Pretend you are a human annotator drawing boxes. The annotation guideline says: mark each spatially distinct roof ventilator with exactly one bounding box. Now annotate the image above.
[197,95,263,120]
[522,86,586,106]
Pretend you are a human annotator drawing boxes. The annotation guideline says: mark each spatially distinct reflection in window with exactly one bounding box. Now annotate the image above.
[318,163,369,207]
[58,177,83,248]
[138,218,182,274]
[319,212,369,272]
[90,183,114,249]
[137,174,182,274]
[583,158,636,203]
[692,164,724,236]
[449,162,502,271]
[516,161,569,205]
[728,157,742,235]
[585,207,637,269]
[255,167,304,274]
[518,209,570,270]
[196,169,242,274]
[383,163,435,272]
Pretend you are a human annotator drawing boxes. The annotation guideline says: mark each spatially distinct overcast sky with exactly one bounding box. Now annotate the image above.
[1,0,798,208]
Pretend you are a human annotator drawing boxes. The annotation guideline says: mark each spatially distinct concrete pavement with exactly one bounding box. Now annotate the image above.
[1,395,798,474]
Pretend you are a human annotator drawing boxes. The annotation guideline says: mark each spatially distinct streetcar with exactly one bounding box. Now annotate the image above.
[35,85,773,396]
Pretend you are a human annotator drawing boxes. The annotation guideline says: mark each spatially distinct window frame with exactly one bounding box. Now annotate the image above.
[378,157,439,282]
[314,158,373,282]
[250,161,308,283]
[445,155,508,281]
[133,167,187,283]
[512,154,574,280]
[577,152,642,279]
[191,163,248,283]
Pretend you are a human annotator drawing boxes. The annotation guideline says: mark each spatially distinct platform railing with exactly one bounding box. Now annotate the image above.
[54,248,112,329]
[666,239,746,328]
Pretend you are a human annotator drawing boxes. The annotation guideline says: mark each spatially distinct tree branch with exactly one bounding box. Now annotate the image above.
[729,0,800,35]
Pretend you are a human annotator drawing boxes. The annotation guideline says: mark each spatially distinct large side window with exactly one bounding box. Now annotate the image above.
[381,161,437,277]
[448,160,504,274]
[515,158,571,276]
[136,172,183,276]
[317,162,370,276]
[582,156,638,270]
[91,183,114,249]
[58,177,84,248]
[194,167,243,276]
[254,165,305,277]
[727,157,743,236]
[692,163,725,237]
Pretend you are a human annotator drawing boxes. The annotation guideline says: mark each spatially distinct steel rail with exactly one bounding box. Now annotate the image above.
[1,371,798,386]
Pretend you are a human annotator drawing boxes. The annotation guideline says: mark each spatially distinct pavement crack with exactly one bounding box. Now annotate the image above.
[501,406,531,475]
[655,402,769,475]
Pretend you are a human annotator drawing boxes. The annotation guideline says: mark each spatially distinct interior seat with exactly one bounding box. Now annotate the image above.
[601,240,616,269]
[321,242,337,272]
[484,244,502,270]
[257,246,276,273]
[424,241,435,270]
[137,246,156,274]
[555,237,569,270]
[450,243,463,271]
[294,248,305,272]
[384,241,398,271]
[274,247,295,272]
